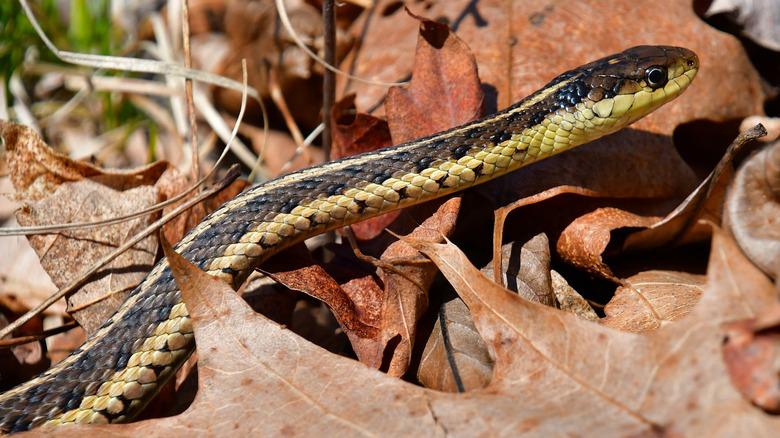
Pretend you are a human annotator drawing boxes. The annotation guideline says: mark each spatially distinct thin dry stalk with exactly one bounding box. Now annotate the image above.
[0,321,79,349]
[19,0,264,106]
[322,0,336,158]
[181,0,199,182]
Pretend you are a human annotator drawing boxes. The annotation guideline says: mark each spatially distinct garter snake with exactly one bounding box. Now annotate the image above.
[0,45,698,432]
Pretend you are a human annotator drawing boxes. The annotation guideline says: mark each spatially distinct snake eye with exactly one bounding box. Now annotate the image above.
[645,66,667,88]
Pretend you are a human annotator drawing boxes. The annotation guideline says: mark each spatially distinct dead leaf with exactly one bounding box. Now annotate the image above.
[706,0,780,51]
[481,234,555,306]
[2,122,165,332]
[550,270,599,322]
[725,139,780,278]
[16,179,158,333]
[331,94,392,160]
[0,121,246,333]
[385,9,483,144]
[723,303,780,413]
[602,270,705,332]
[261,244,381,365]
[417,296,493,392]
[557,207,662,280]
[38,224,780,436]
[347,0,764,134]
[2,121,169,200]
[371,196,462,376]
[401,226,780,435]
[623,124,768,252]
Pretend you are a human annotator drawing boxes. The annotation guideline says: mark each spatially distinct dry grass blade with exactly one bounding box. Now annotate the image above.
[182,0,199,181]
[18,0,263,105]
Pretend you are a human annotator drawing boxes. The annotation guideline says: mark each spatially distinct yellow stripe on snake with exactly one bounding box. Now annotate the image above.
[0,45,698,432]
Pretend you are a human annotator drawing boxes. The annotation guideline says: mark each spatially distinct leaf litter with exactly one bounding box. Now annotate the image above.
[3,0,780,435]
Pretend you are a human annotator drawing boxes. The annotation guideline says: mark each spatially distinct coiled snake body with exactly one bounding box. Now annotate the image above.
[0,45,698,432]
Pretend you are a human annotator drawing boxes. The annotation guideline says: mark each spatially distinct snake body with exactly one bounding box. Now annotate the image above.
[0,45,698,432]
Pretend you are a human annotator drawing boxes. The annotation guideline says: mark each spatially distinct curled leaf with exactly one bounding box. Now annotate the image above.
[725,139,780,278]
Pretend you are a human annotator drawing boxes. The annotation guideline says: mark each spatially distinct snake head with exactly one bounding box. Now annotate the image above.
[545,45,698,138]
[580,45,698,122]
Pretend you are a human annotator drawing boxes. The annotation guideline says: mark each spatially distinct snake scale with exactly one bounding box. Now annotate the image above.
[0,45,698,432]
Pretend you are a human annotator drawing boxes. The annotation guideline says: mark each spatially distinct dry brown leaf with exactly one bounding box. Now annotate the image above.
[623,124,768,252]
[2,122,169,332]
[384,9,483,144]
[260,244,381,365]
[601,270,706,332]
[706,0,780,51]
[723,303,780,413]
[331,94,392,160]
[557,207,662,280]
[550,270,599,322]
[38,225,780,436]
[1,121,245,333]
[401,226,779,435]
[417,297,493,392]
[17,180,158,333]
[725,139,780,278]
[2,122,169,200]
[374,196,461,376]
[348,0,764,133]
[481,234,555,306]
[551,126,765,283]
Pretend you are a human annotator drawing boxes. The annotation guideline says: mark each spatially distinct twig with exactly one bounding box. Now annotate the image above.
[0,166,241,340]
[0,321,79,349]
[182,0,199,182]
[273,0,406,87]
[322,0,336,159]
